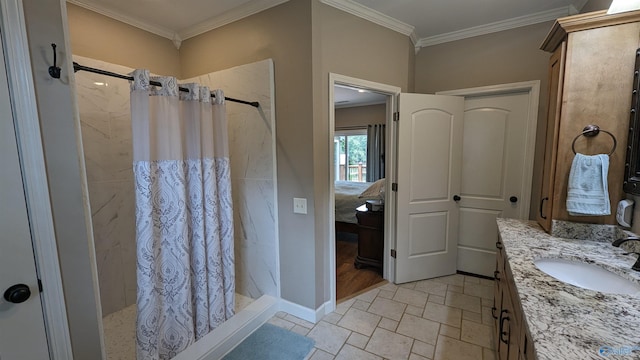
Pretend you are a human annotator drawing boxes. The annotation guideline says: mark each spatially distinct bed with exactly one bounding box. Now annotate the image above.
[334,180,382,234]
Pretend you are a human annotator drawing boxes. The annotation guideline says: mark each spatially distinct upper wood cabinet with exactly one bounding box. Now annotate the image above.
[537,10,640,231]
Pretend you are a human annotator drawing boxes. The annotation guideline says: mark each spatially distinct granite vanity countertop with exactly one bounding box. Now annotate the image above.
[496,218,640,360]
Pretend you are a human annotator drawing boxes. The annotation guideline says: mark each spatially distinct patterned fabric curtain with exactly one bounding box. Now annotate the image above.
[366,124,386,182]
[130,70,234,360]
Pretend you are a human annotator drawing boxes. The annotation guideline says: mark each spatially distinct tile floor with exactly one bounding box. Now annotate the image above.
[102,293,256,359]
[270,274,496,360]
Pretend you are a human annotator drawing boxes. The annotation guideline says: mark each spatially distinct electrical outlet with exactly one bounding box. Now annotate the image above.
[293,197,307,214]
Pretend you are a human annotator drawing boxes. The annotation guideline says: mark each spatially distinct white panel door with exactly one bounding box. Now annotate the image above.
[395,94,464,284]
[0,32,50,359]
[457,92,531,276]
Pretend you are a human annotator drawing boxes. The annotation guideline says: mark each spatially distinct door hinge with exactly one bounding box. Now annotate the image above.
[392,183,398,192]
[393,112,399,121]
[37,279,43,292]
[391,249,397,258]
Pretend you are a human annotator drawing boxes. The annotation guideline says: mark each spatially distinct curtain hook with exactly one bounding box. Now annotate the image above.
[48,43,61,79]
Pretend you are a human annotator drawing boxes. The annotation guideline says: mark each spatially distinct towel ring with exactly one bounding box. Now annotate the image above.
[571,125,617,156]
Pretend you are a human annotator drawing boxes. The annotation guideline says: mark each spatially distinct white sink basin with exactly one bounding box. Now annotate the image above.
[534,258,640,295]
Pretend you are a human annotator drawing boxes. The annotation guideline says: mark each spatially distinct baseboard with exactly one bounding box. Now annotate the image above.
[174,295,279,360]
[279,298,334,323]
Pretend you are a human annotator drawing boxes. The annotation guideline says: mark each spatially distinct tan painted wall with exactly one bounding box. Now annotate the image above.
[66,3,181,76]
[312,1,414,305]
[414,22,553,220]
[581,0,613,13]
[335,104,386,129]
[180,0,317,308]
[23,1,103,358]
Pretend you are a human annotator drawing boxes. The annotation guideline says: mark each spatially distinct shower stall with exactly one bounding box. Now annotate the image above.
[73,55,279,359]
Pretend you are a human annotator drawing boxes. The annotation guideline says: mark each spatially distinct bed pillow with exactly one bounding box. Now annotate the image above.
[359,178,385,198]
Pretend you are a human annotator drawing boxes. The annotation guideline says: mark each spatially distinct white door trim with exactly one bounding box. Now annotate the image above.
[437,80,540,220]
[328,73,400,310]
[0,0,73,358]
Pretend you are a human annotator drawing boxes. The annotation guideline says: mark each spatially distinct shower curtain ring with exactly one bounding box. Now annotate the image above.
[48,43,61,79]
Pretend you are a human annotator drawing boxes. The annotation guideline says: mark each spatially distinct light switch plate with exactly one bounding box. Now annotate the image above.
[293,197,307,214]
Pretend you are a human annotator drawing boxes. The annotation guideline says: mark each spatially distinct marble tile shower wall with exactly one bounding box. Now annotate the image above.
[75,56,278,316]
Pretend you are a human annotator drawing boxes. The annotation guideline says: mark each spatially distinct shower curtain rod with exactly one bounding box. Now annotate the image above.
[71,62,260,108]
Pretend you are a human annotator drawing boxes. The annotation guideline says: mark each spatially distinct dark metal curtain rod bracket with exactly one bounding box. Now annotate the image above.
[48,43,260,108]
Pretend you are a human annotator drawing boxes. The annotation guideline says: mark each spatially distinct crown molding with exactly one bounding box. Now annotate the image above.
[66,0,176,40]
[417,6,571,48]
[320,0,415,38]
[179,0,289,40]
[67,0,290,50]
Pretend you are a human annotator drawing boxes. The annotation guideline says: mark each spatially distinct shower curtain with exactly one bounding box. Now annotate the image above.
[130,70,234,359]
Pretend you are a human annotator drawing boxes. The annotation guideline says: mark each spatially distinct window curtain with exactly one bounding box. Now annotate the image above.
[130,70,234,360]
[366,124,385,182]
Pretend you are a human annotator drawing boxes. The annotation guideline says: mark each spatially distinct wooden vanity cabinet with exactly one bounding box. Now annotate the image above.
[537,10,640,231]
[536,42,565,232]
[494,237,536,360]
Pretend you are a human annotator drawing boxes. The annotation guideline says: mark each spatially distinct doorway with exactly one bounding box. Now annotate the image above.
[328,74,401,307]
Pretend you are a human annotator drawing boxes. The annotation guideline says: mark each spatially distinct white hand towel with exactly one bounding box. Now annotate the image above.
[566,153,611,216]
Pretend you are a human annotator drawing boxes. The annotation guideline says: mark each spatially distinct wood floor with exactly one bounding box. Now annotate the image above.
[336,232,384,301]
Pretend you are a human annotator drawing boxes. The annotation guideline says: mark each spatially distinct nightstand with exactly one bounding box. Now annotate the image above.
[355,204,384,272]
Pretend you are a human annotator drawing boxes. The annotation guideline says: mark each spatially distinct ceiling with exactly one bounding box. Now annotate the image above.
[68,0,592,48]
[68,0,596,107]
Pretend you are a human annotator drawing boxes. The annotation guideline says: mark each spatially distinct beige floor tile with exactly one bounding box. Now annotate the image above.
[422,302,462,327]
[285,314,315,329]
[439,324,460,339]
[365,328,413,360]
[307,321,351,355]
[335,298,356,315]
[461,319,494,349]
[463,276,481,284]
[479,278,494,287]
[462,309,482,323]
[428,294,445,305]
[447,284,464,293]
[292,324,311,336]
[394,287,429,307]
[378,317,399,331]
[405,304,424,316]
[337,308,381,336]
[275,311,288,318]
[432,274,465,287]
[481,306,495,326]
[410,353,430,360]
[356,288,380,303]
[335,344,382,360]
[367,297,406,321]
[464,283,493,300]
[378,283,399,292]
[353,299,372,311]
[483,347,497,360]
[412,340,435,359]
[482,297,494,308]
[399,282,417,289]
[414,279,448,297]
[322,312,343,325]
[347,332,370,349]
[397,314,440,345]
[445,291,481,313]
[433,335,483,360]
[378,289,395,299]
[309,348,335,360]
[268,316,295,330]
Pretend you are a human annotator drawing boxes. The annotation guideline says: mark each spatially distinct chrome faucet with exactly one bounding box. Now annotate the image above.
[611,237,640,271]
[612,237,640,247]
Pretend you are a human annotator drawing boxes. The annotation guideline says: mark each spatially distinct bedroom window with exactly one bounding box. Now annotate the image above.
[334,129,367,182]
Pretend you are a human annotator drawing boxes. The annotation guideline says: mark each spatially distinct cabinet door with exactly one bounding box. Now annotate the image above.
[537,42,566,232]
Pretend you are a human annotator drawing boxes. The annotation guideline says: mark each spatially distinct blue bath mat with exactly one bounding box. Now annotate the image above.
[223,323,315,360]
